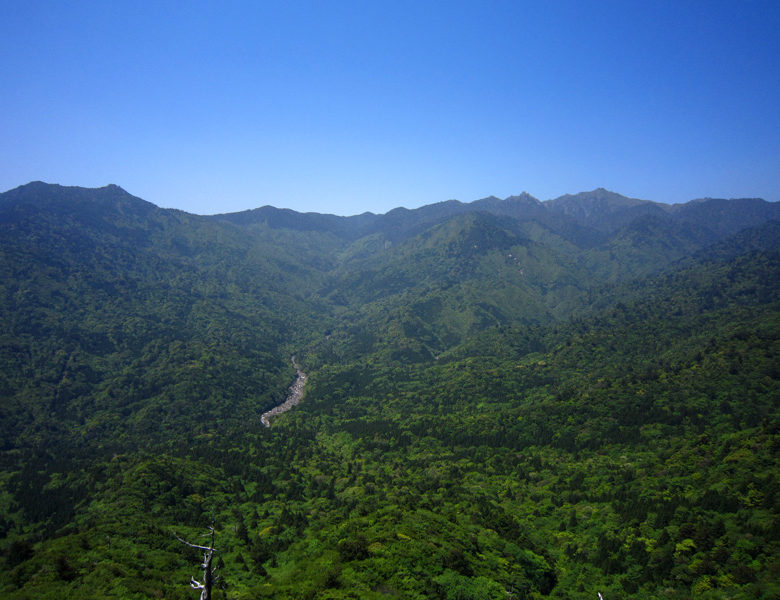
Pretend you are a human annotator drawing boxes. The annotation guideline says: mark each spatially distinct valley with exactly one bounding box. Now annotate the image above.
[0,182,777,599]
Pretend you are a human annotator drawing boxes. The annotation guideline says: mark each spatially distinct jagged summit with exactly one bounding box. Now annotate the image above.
[545,188,652,210]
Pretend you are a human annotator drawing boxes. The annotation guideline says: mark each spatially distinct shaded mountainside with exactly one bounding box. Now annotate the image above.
[0,181,778,599]
[0,183,331,455]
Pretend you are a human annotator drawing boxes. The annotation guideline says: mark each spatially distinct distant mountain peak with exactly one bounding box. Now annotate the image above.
[14,181,128,193]
[548,188,646,206]
[472,193,542,209]
[0,181,158,218]
[505,192,542,204]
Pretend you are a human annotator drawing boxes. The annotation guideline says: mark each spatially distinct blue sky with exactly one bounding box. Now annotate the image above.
[1,1,778,215]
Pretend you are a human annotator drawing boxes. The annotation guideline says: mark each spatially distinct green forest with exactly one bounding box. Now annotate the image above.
[0,183,777,599]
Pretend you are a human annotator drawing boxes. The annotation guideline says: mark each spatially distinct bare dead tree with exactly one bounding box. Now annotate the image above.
[175,525,218,600]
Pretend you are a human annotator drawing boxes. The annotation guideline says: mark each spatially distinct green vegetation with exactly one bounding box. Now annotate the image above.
[0,182,777,598]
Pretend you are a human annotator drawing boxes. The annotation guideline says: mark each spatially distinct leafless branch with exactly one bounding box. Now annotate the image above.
[174,532,215,552]
[176,526,218,600]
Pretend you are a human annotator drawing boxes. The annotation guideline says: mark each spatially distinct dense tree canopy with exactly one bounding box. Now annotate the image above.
[0,183,777,598]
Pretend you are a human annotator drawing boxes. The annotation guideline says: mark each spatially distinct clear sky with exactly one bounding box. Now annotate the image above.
[1,1,779,216]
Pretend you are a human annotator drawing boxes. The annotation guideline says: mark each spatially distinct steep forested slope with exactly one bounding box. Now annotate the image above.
[0,184,330,454]
[0,182,777,599]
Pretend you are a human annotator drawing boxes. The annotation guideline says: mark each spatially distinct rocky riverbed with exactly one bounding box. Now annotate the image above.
[261,357,306,427]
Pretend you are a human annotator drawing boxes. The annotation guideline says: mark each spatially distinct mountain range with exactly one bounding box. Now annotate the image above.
[0,181,777,599]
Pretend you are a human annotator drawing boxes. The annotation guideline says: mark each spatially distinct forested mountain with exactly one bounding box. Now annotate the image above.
[0,182,777,599]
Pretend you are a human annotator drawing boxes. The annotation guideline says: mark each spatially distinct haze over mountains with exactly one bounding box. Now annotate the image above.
[213,185,773,239]
[0,181,777,599]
